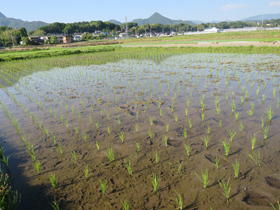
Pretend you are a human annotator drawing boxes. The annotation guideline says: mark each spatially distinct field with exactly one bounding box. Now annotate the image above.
[0,47,280,210]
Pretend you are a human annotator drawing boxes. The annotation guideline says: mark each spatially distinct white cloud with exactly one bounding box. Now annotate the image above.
[220,4,249,11]
[269,1,280,6]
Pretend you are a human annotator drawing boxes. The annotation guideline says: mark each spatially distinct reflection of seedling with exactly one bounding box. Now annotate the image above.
[147,128,153,138]
[107,126,110,135]
[250,102,255,111]
[95,122,99,130]
[53,134,57,145]
[57,143,63,155]
[172,191,183,210]
[175,115,178,122]
[219,120,222,128]
[261,116,264,127]
[247,109,253,116]
[206,125,210,135]
[74,127,78,135]
[117,115,121,125]
[222,140,230,157]
[218,178,231,202]
[152,173,161,193]
[135,123,139,132]
[201,112,205,121]
[160,109,162,116]
[194,169,210,189]
[45,129,49,138]
[232,159,240,178]
[185,108,188,117]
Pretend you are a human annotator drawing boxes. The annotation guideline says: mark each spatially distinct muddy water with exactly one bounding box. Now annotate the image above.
[1,53,280,209]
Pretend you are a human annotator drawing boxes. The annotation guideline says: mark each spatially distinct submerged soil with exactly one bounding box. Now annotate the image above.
[0,53,280,209]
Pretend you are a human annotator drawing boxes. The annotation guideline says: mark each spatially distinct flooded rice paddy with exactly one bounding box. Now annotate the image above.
[1,53,280,209]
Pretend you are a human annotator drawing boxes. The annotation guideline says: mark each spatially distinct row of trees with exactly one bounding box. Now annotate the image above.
[38,21,122,34]
[0,26,28,46]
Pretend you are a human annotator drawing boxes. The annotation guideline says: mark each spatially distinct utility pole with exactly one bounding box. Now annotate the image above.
[125,16,128,38]
[10,32,15,46]
[262,14,264,30]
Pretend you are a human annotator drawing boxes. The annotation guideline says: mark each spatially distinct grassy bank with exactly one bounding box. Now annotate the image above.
[0,46,116,62]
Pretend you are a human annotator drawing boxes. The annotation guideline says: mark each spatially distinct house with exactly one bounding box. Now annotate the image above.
[119,33,127,38]
[63,35,72,43]
[40,36,51,41]
[204,27,220,33]
[28,36,44,44]
[73,35,82,41]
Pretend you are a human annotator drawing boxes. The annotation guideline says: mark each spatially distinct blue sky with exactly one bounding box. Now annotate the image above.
[1,0,280,23]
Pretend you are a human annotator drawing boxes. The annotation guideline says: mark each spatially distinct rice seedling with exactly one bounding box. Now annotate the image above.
[149,117,153,126]
[83,132,87,143]
[185,108,188,117]
[189,119,192,128]
[49,173,56,189]
[201,136,210,150]
[219,120,222,128]
[214,157,220,169]
[45,129,49,138]
[263,125,269,140]
[33,160,41,175]
[194,169,210,189]
[57,143,63,155]
[251,132,259,152]
[95,122,99,130]
[78,111,81,119]
[65,120,68,128]
[84,165,89,180]
[99,179,107,195]
[119,132,124,143]
[147,128,153,139]
[218,178,231,202]
[50,197,60,210]
[235,112,241,121]
[169,162,183,174]
[164,136,168,148]
[183,128,187,139]
[172,190,183,210]
[107,126,110,135]
[262,95,266,101]
[135,123,139,132]
[201,112,205,122]
[232,159,240,178]
[71,151,77,164]
[124,160,132,176]
[53,134,57,145]
[265,106,274,122]
[230,100,236,112]
[261,116,264,128]
[74,127,78,135]
[247,109,254,116]
[105,147,114,162]
[239,122,244,132]
[165,123,169,132]
[269,200,280,210]
[184,144,191,157]
[228,129,236,142]
[248,150,261,167]
[222,140,230,157]
[136,142,140,152]
[155,150,159,164]
[121,200,130,210]
[152,173,161,193]
[94,140,99,151]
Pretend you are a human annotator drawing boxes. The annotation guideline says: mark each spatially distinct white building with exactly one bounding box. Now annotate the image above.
[73,35,82,41]
[204,27,220,33]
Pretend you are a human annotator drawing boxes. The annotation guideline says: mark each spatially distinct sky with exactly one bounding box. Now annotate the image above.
[1,0,280,23]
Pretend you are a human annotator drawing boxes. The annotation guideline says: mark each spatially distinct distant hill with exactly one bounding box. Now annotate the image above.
[0,11,48,32]
[108,19,122,25]
[132,12,195,26]
[0,12,5,18]
[242,14,280,21]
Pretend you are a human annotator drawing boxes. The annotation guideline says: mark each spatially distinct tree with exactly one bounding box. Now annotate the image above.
[21,37,31,45]
[50,35,57,44]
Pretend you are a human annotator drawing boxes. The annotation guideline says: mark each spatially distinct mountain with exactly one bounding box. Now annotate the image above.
[108,19,122,25]
[242,14,280,21]
[132,12,195,26]
[0,14,48,32]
